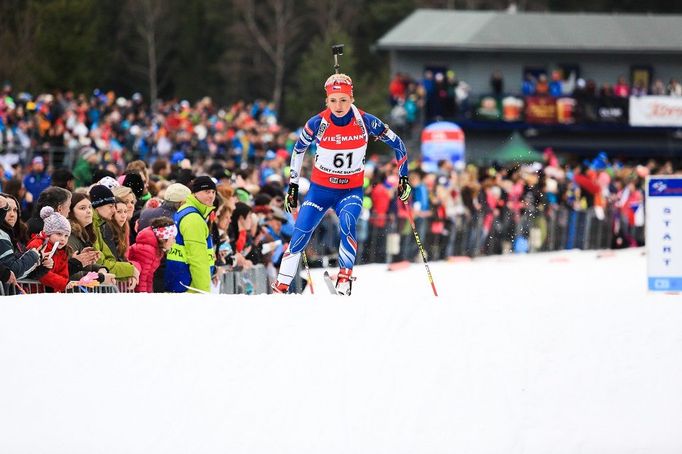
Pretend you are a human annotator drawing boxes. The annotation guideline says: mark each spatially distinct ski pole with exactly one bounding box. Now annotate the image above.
[301,248,314,295]
[404,201,439,297]
[294,209,314,294]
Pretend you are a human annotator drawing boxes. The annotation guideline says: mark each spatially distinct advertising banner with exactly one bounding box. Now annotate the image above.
[646,176,682,291]
[421,121,465,171]
[556,97,576,124]
[502,96,524,122]
[525,96,557,124]
[596,96,628,123]
[630,96,682,127]
[476,96,501,121]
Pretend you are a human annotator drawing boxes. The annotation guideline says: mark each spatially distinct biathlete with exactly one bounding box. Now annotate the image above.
[271,72,412,295]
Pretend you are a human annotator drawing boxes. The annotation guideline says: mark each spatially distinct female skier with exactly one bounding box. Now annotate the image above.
[272,72,411,295]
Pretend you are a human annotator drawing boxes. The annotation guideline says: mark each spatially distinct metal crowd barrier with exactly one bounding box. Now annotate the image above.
[0,145,77,170]
[1,279,119,296]
[10,279,46,295]
[66,284,119,293]
[115,279,137,293]
[359,203,629,264]
[218,264,270,295]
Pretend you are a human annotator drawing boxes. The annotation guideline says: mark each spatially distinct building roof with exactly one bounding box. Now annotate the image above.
[376,9,682,53]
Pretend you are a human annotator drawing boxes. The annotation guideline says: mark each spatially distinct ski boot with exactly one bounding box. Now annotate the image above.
[271,280,290,294]
[335,268,355,296]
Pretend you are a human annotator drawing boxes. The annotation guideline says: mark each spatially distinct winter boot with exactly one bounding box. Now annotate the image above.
[335,268,355,296]
[271,280,290,294]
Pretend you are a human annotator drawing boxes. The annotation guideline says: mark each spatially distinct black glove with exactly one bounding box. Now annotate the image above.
[284,183,299,213]
[397,176,412,202]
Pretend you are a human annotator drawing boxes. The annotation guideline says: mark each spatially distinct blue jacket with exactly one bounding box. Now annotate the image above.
[165,195,215,293]
[24,172,52,201]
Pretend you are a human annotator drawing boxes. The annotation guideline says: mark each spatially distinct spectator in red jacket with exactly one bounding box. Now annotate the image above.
[128,217,176,292]
[389,73,407,105]
[26,207,72,292]
[368,171,391,263]
[613,76,630,98]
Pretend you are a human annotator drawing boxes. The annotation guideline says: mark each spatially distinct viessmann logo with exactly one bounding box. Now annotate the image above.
[321,134,364,145]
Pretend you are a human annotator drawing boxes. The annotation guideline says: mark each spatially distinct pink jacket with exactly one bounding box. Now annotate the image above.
[128,227,162,293]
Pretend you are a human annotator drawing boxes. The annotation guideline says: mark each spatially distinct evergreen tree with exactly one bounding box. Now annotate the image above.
[34,0,105,92]
[284,30,357,126]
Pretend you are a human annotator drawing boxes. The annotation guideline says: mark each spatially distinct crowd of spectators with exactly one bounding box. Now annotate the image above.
[387,69,682,123]
[0,83,679,294]
[0,83,298,293]
[358,150,678,265]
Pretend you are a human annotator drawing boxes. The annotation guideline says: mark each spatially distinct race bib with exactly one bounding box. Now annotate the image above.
[314,146,366,176]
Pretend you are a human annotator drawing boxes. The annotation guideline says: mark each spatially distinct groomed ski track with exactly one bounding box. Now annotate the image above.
[1,248,681,453]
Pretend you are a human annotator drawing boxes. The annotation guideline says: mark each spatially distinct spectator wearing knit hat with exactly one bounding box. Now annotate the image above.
[122,172,145,200]
[128,217,177,293]
[25,207,72,292]
[89,185,140,284]
[137,183,190,231]
[165,176,217,293]
[98,176,120,190]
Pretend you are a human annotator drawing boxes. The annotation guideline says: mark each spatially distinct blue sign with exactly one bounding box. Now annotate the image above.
[420,122,465,172]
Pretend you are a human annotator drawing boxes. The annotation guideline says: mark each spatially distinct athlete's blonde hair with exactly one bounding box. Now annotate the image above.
[324,73,353,88]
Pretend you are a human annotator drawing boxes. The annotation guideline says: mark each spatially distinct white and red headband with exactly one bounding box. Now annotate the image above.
[324,74,354,97]
[153,224,177,241]
[325,82,353,97]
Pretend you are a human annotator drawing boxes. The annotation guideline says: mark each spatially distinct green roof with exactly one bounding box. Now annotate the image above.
[377,9,682,53]
[492,132,543,164]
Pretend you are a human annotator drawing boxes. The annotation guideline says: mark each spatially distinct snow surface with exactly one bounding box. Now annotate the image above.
[1,248,682,454]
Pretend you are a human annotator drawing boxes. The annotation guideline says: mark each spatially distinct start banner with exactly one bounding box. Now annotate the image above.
[646,175,682,292]
[630,96,682,127]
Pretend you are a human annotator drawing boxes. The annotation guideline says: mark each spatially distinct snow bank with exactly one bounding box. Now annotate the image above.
[1,248,681,453]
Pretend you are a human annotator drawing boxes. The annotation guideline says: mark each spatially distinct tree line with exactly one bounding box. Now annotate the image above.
[0,0,679,127]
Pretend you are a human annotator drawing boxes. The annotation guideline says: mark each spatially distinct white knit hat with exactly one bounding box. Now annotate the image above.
[40,207,71,236]
[164,183,191,203]
[98,176,120,190]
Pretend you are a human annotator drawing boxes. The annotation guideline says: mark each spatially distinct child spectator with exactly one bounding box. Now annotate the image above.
[26,186,72,237]
[26,207,71,292]
[128,217,176,292]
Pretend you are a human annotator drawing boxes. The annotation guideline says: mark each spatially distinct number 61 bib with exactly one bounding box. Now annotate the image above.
[311,105,368,189]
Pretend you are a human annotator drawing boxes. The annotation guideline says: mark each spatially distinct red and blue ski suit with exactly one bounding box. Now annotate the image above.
[276,104,408,286]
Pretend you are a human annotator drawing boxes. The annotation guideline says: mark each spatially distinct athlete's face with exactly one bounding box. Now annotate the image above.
[326,93,353,117]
